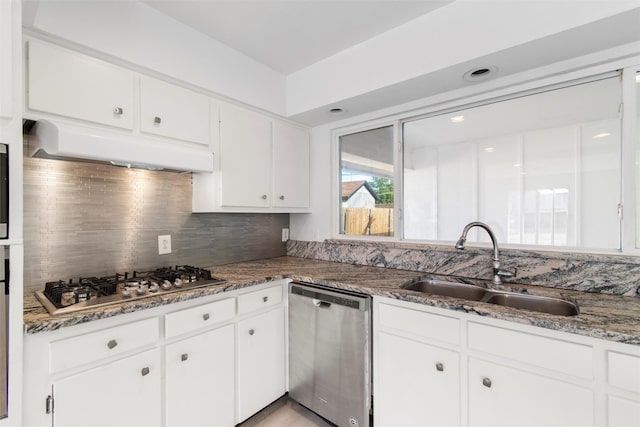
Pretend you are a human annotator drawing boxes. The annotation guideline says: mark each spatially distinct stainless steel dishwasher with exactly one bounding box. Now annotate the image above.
[288,281,371,427]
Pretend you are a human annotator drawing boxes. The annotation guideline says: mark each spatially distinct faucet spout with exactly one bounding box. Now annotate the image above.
[455,221,508,284]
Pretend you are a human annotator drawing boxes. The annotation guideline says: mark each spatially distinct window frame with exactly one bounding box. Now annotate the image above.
[332,63,640,255]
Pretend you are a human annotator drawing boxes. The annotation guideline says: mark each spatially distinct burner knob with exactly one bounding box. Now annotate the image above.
[162,280,172,290]
[174,278,183,288]
[122,288,132,297]
[149,282,159,293]
[136,286,146,295]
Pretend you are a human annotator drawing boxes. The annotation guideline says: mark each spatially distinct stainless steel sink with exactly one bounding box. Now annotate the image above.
[484,293,579,316]
[402,280,488,301]
[401,279,579,316]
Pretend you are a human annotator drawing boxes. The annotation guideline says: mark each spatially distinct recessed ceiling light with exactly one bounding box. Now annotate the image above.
[328,107,346,115]
[593,132,611,139]
[450,115,465,123]
[484,147,495,153]
[463,66,498,82]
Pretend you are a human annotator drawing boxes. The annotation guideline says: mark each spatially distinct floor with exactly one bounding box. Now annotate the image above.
[240,396,335,427]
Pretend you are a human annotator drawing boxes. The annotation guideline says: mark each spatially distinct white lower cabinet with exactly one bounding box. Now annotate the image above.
[468,358,593,426]
[165,324,235,427]
[374,297,640,427]
[53,348,161,427]
[608,395,640,427]
[23,281,289,427]
[377,331,460,426]
[237,306,287,423]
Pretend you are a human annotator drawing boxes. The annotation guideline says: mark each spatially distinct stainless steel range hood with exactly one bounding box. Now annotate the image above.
[26,119,214,173]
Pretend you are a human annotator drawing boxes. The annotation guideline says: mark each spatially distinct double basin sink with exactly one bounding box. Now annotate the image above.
[402,279,579,316]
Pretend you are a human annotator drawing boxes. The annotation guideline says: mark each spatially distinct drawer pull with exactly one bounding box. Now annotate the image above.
[435,362,444,372]
[279,195,285,200]
[181,353,189,362]
[249,329,255,336]
[154,116,162,124]
[113,107,123,115]
[203,313,210,321]
[261,195,267,200]
[107,339,118,350]
[141,367,150,376]
[263,296,269,303]
[482,377,492,388]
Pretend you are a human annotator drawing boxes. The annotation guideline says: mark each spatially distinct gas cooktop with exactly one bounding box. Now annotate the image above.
[35,265,226,316]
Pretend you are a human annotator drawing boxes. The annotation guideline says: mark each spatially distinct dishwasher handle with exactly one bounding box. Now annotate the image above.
[290,282,370,311]
[313,299,331,308]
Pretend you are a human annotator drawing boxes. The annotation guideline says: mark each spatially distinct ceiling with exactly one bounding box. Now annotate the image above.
[141,0,452,74]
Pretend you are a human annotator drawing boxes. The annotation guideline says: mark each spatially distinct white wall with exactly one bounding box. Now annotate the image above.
[26,0,287,115]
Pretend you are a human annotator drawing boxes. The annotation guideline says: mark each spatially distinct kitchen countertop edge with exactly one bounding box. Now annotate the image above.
[23,257,640,346]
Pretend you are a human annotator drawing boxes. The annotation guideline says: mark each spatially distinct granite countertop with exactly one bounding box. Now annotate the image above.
[24,256,640,345]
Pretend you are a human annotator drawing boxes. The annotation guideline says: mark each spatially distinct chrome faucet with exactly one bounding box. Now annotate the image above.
[455,221,514,285]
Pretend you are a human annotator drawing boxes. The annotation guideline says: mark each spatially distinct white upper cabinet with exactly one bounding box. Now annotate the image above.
[219,102,272,208]
[140,77,210,145]
[0,0,12,120]
[193,102,310,212]
[27,41,134,129]
[272,121,310,209]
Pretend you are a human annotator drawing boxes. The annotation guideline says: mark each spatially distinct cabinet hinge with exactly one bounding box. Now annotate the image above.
[45,394,54,414]
[618,203,623,220]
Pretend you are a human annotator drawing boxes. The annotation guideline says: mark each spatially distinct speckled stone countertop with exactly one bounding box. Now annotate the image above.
[24,256,640,345]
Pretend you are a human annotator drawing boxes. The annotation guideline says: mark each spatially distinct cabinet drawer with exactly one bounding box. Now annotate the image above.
[237,285,283,316]
[49,317,159,373]
[608,351,640,393]
[165,297,235,339]
[377,302,460,345]
[468,322,593,379]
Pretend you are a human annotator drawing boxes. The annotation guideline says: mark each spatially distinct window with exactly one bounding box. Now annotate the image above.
[339,126,394,237]
[402,76,622,250]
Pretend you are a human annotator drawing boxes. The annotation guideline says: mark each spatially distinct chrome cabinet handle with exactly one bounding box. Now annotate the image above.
[435,362,444,372]
[279,195,285,200]
[107,339,118,350]
[141,367,150,376]
[154,116,162,124]
[203,313,210,321]
[113,107,123,115]
[263,296,269,302]
[261,195,267,200]
[482,377,492,388]
[181,353,188,362]
[249,329,255,336]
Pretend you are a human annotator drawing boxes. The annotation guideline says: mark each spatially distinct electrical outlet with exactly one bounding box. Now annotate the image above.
[158,235,172,255]
[282,228,290,242]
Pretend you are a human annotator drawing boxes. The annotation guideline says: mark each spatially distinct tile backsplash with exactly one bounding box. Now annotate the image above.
[287,239,640,297]
[23,154,288,293]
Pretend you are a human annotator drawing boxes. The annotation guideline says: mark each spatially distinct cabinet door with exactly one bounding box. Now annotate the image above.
[27,41,134,129]
[376,332,460,426]
[271,121,310,208]
[237,307,286,422]
[166,324,235,427]
[468,358,594,427]
[219,103,272,207]
[140,77,210,145]
[608,395,640,427]
[53,348,161,427]
[0,0,12,120]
